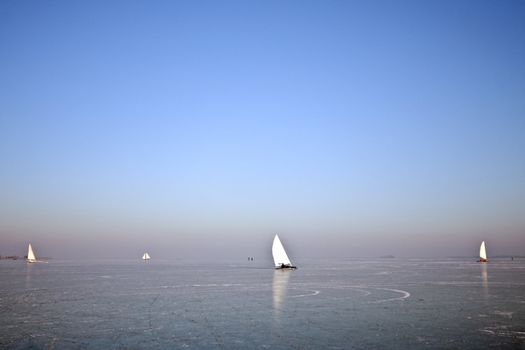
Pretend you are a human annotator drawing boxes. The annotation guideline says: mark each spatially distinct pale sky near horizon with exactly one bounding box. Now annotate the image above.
[1,0,524,260]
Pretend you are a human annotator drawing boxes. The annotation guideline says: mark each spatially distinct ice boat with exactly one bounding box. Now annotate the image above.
[27,243,37,263]
[272,234,296,269]
[142,252,151,261]
[479,241,488,263]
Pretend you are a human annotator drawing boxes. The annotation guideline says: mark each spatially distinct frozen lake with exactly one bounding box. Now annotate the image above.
[1,258,524,349]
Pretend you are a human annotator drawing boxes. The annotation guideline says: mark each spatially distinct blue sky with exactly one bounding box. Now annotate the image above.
[1,0,524,259]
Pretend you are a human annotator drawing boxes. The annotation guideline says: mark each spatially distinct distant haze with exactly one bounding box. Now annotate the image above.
[1,1,524,260]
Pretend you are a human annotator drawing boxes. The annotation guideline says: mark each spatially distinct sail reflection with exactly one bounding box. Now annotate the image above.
[272,270,291,321]
[25,263,34,289]
[480,263,488,299]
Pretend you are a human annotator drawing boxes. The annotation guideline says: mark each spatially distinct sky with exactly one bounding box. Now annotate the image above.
[1,0,524,260]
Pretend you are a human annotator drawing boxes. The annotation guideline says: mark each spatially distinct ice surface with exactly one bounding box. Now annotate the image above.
[1,258,524,349]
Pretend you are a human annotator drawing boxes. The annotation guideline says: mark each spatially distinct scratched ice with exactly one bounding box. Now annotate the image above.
[1,258,524,349]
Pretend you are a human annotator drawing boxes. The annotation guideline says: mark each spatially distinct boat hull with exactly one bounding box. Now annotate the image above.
[275,265,297,270]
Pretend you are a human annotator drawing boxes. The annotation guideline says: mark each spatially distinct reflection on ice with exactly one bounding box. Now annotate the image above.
[25,263,33,289]
[272,269,291,320]
[480,263,488,298]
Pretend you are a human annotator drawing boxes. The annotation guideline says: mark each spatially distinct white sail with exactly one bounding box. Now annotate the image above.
[142,252,151,260]
[27,243,36,262]
[480,241,487,260]
[272,234,292,268]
